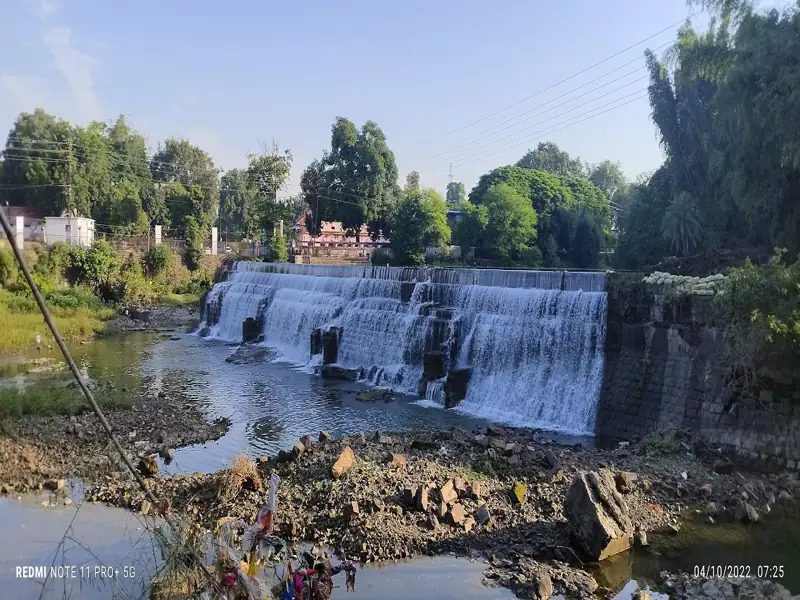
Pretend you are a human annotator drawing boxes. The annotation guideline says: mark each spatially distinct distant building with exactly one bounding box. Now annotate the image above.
[0,206,44,242]
[44,215,95,247]
[289,212,389,265]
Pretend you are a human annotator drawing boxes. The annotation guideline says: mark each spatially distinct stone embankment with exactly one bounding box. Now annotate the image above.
[85,426,799,599]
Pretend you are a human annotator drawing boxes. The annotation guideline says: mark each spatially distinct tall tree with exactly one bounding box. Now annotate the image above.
[307,117,400,242]
[445,181,466,207]
[516,141,585,177]
[219,168,258,240]
[246,142,293,235]
[389,185,450,266]
[480,182,538,262]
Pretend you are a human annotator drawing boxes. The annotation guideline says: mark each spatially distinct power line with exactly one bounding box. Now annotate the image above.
[429,80,648,169]
[446,92,648,171]
[409,13,692,150]
[420,38,672,162]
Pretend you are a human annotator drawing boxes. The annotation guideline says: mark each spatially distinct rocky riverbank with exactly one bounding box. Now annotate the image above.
[0,385,229,495]
[85,426,799,599]
[104,303,200,335]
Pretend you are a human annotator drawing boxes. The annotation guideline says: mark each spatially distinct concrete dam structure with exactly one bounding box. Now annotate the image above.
[201,262,800,467]
[202,262,608,435]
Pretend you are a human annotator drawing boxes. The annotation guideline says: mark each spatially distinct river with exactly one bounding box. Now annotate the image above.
[1,332,799,599]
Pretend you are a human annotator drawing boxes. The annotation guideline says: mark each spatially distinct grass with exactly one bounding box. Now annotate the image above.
[219,454,262,503]
[156,292,201,308]
[0,379,133,418]
[0,287,114,354]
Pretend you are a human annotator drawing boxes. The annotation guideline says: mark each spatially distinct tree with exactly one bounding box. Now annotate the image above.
[151,138,219,234]
[662,191,702,256]
[306,117,400,241]
[183,215,204,270]
[445,181,466,208]
[219,168,258,240]
[300,158,332,237]
[468,165,572,216]
[405,171,421,190]
[516,141,585,177]
[453,201,488,252]
[480,182,538,262]
[266,228,288,262]
[588,160,628,201]
[389,186,450,266]
[569,213,605,268]
[246,142,293,235]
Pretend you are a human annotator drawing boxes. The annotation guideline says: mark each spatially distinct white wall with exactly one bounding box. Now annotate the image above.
[44,217,95,247]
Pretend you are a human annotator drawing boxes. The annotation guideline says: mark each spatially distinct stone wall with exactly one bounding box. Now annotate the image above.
[596,273,800,470]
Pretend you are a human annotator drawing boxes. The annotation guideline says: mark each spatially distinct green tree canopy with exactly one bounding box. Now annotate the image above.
[389,185,450,266]
[445,181,466,207]
[515,141,585,177]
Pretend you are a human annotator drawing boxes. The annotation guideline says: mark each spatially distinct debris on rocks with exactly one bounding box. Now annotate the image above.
[138,456,159,477]
[511,481,527,505]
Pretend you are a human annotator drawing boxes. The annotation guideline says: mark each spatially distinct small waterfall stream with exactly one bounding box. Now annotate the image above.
[201,263,608,435]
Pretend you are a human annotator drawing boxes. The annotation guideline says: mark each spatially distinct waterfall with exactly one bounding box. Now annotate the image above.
[201,262,607,435]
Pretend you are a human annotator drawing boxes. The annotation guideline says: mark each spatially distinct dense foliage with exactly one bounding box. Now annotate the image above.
[616,1,800,268]
[389,180,451,266]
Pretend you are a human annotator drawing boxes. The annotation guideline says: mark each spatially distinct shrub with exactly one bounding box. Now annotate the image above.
[370,248,393,266]
[146,244,173,276]
[266,229,288,263]
[0,246,18,288]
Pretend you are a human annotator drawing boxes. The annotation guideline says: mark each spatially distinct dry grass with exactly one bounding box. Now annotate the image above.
[219,454,262,503]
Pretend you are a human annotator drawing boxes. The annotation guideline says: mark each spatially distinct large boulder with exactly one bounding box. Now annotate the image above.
[564,470,633,560]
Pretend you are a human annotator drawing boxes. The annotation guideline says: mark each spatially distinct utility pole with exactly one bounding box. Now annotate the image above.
[65,137,73,216]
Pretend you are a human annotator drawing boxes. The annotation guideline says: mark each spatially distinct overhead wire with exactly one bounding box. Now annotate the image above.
[408,13,693,150]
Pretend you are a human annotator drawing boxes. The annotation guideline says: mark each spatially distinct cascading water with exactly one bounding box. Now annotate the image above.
[200,262,607,435]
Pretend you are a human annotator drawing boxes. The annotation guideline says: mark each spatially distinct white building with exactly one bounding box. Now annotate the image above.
[44,216,95,247]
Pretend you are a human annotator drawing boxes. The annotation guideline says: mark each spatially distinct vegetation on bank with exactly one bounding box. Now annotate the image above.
[0,379,132,418]
[0,239,218,353]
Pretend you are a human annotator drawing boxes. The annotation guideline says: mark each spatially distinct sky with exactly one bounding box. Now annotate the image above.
[0,0,790,197]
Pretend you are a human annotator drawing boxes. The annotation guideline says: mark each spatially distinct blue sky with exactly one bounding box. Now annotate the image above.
[0,0,788,197]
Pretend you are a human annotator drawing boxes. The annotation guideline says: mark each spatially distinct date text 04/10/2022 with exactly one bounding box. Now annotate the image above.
[693,565,785,579]
[16,565,137,579]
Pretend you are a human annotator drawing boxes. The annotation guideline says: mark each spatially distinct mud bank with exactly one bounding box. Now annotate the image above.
[86,426,800,599]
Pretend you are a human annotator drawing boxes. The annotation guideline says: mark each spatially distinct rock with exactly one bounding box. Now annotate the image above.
[63,497,72,506]
[453,477,467,497]
[345,501,359,520]
[778,490,793,502]
[277,450,290,463]
[301,435,315,451]
[473,435,490,448]
[320,365,358,381]
[138,456,159,477]
[468,481,483,499]
[464,516,475,533]
[489,437,506,452]
[564,470,633,560]
[447,503,466,526]
[533,572,554,600]
[713,458,735,474]
[403,487,418,506]
[547,465,564,483]
[614,471,638,493]
[156,430,168,444]
[375,433,393,445]
[159,447,174,463]
[43,479,65,492]
[634,530,648,546]
[319,431,333,443]
[735,499,760,523]
[390,454,406,469]
[436,502,448,519]
[699,483,713,498]
[427,514,440,531]
[766,491,776,505]
[141,499,153,516]
[705,502,720,516]
[507,455,521,467]
[503,443,516,457]
[475,505,491,526]
[371,497,384,512]
[291,441,305,460]
[332,447,354,478]
[415,487,429,512]
[356,388,391,402]
[511,481,526,505]
[632,591,652,600]
[544,448,560,469]
[444,368,471,409]
[440,480,458,505]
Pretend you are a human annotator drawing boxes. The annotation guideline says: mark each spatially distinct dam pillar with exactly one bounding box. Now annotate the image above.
[322,327,341,365]
[444,368,471,409]
[310,328,323,359]
[242,317,259,343]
